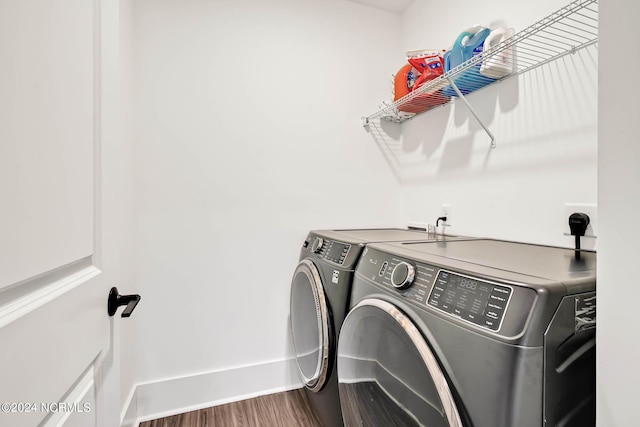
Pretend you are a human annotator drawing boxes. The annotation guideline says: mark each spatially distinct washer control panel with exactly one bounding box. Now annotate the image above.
[428,270,512,332]
[324,240,351,265]
[307,237,351,266]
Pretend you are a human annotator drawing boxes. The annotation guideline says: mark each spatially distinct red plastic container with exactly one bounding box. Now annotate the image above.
[395,50,448,113]
[393,64,416,102]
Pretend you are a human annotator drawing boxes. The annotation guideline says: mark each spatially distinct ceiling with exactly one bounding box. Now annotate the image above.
[345,0,415,14]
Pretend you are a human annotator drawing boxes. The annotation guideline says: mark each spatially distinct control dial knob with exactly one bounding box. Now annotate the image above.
[391,262,415,290]
[311,237,324,254]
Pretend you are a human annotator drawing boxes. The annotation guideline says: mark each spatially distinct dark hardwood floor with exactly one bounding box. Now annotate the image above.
[140,389,323,427]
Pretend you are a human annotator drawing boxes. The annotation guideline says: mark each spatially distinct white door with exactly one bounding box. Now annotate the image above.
[0,1,125,426]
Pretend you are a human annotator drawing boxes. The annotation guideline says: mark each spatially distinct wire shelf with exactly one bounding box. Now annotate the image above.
[363,0,598,125]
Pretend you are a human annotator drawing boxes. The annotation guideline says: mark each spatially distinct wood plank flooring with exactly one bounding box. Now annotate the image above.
[139,389,323,427]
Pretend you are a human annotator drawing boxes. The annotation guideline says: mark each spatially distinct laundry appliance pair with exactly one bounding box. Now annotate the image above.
[290,231,597,427]
[288,228,464,427]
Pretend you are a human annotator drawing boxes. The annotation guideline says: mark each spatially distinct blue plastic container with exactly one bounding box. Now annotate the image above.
[443,26,496,97]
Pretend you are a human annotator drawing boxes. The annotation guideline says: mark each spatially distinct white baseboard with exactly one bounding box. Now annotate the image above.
[121,358,302,426]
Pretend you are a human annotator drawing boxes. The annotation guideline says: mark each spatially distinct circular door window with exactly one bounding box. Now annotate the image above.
[338,298,463,427]
[290,259,331,392]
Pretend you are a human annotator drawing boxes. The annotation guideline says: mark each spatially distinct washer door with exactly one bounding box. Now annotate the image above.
[337,298,463,427]
[290,259,331,392]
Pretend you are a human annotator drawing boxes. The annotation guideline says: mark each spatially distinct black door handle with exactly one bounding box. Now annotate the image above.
[108,287,141,318]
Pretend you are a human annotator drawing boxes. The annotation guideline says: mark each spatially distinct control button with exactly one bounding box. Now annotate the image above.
[391,262,415,290]
[489,294,507,303]
[433,285,446,294]
[310,237,324,253]
[486,311,499,320]
[484,319,496,329]
[379,261,389,277]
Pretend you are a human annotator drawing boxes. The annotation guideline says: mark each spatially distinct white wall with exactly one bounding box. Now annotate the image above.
[597,0,640,425]
[128,0,403,418]
[393,0,597,247]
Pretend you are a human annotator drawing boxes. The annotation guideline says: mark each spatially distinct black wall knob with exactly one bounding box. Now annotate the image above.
[108,287,141,318]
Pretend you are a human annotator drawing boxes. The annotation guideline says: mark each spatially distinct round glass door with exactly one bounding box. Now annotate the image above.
[290,259,331,392]
[337,298,463,427]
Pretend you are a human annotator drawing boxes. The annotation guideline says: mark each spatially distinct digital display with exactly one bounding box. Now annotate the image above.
[459,278,478,290]
[325,241,350,265]
[428,270,512,331]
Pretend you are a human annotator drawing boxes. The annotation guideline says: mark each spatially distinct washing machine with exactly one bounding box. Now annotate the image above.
[289,229,469,427]
[337,239,596,427]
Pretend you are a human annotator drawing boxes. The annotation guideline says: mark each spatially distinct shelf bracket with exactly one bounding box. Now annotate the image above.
[446,77,496,148]
[361,116,370,129]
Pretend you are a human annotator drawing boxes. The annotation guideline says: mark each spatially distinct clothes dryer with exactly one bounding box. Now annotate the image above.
[338,239,596,427]
[289,229,467,427]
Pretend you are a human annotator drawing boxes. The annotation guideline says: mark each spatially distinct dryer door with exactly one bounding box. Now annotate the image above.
[338,298,463,427]
[290,259,331,392]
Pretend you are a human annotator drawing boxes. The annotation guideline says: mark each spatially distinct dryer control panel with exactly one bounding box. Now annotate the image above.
[428,270,512,332]
[357,247,537,338]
